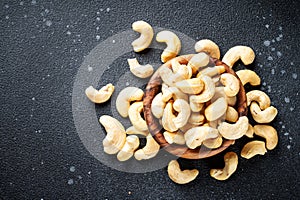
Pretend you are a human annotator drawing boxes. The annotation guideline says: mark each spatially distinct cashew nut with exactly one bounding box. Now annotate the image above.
[194,39,221,59]
[179,123,197,133]
[188,112,205,126]
[253,125,278,150]
[225,106,238,123]
[127,58,154,78]
[241,141,267,159]
[171,59,192,79]
[189,101,204,112]
[187,52,210,74]
[211,87,237,106]
[218,116,249,140]
[162,85,189,102]
[128,101,148,131]
[162,102,178,132]
[156,31,181,63]
[131,20,154,52]
[117,135,140,161]
[246,90,271,110]
[210,152,238,181]
[220,73,240,97]
[172,99,191,129]
[204,97,227,121]
[134,134,160,160]
[250,102,278,123]
[190,75,215,103]
[167,160,199,184]
[184,126,219,149]
[99,115,126,154]
[116,87,144,117]
[203,134,223,149]
[159,66,186,87]
[175,78,204,94]
[163,131,185,145]
[236,69,261,86]
[197,65,225,78]
[245,124,254,138]
[85,84,114,103]
[222,46,255,68]
[151,92,166,118]
[126,126,148,137]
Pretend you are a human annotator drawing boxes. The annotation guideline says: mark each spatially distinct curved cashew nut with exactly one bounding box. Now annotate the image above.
[171,59,193,79]
[187,52,210,74]
[225,106,239,123]
[210,152,238,180]
[85,84,114,103]
[194,39,221,59]
[203,135,223,149]
[212,87,237,106]
[220,73,240,97]
[168,160,199,184]
[175,78,204,94]
[218,116,249,140]
[188,112,205,126]
[162,85,189,102]
[197,65,225,78]
[250,102,278,123]
[156,30,181,63]
[127,58,154,78]
[184,126,219,149]
[131,20,154,52]
[222,45,255,68]
[236,69,261,86]
[134,134,160,160]
[189,101,204,112]
[128,102,148,131]
[116,87,144,117]
[162,102,178,132]
[241,141,267,159]
[245,124,254,138]
[126,126,148,137]
[159,66,187,87]
[246,90,271,110]
[254,125,278,150]
[151,92,166,118]
[99,115,126,154]
[204,97,227,121]
[117,135,140,161]
[172,99,191,129]
[190,75,215,103]
[163,131,185,145]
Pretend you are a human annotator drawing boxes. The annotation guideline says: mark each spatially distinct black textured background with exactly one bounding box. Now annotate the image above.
[1,0,300,199]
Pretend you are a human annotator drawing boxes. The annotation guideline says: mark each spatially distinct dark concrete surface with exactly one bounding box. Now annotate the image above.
[0,0,299,199]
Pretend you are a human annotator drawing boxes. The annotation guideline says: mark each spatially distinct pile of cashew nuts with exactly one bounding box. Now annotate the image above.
[85,20,279,184]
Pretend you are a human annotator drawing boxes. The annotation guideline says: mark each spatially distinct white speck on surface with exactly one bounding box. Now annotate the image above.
[287,145,291,150]
[267,85,271,93]
[271,47,275,51]
[100,8,104,11]
[280,70,286,75]
[272,39,275,43]
[279,34,283,38]
[292,73,297,79]
[97,11,100,15]
[20,1,24,5]
[265,24,269,28]
[276,51,282,57]
[276,37,281,42]
[96,26,99,31]
[126,82,129,86]
[284,132,289,136]
[5,16,9,19]
[262,16,266,19]
[31,0,37,5]
[96,35,100,40]
[24,14,27,18]
[41,160,44,164]
[68,179,74,185]
[88,171,91,175]
[45,20,52,27]
[279,26,283,31]
[267,56,273,61]
[290,62,294,65]
[96,17,100,21]
[32,97,35,101]
[106,8,110,12]
[47,74,50,77]
[284,97,290,103]
[112,40,115,43]
[262,82,267,86]
[5,5,9,8]
[66,31,71,35]
[88,66,93,71]
[70,166,75,172]
[263,40,271,46]
[290,107,294,111]
[271,69,275,75]
[45,9,49,14]
[282,125,285,129]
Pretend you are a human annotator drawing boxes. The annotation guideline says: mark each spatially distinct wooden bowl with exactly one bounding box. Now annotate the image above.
[143,54,247,159]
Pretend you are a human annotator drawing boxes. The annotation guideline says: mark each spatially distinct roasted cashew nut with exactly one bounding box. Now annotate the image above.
[246,90,271,110]
[85,84,114,103]
[175,78,204,94]
[218,116,249,140]
[99,115,126,154]
[163,131,185,145]
[184,126,219,149]
[225,106,238,123]
[190,75,215,103]
[241,141,267,159]
[254,125,278,150]
[194,39,221,59]
[187,52,210,74]
[134,134,160,160]
[204,97,227,121]
[245,124,254,138]
[128,102,148,131]
[168,160,199,184]
[210,152,238,181]
[127,58,154,78]
[203,134,223,149]
[250,102,278,123]
[220,73,240,97]
[172,99,191,129]
[236,69,261,86]
[116,87,144,117]
[162,101,178,132]
[222,45,255,68]
[151,92,166,118]
[126,126,148,137]
[117,135,140,161]
[156,30,181,63]
[131,20,154,52]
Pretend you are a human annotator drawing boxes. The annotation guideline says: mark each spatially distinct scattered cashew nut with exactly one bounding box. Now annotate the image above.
[117,135,140,161]
[245,124,254,138]
[184,126,219,149]
[156,30,181,63]
[241,141,267,159]
[131,20,154,52]
[236,69,261,86]
[194,39,220,59]
[127,58,154,78]
[218,116,249,140]
[128,101,148,131]
[253,125,278,150]
[246,90,271,110]
[222,45,255,68]
[134,134,160,160]
[85,84,114,103]
[210,152,238,180]
[220,73,240,97]
[168,160,199,184]
[250,102,278,123]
